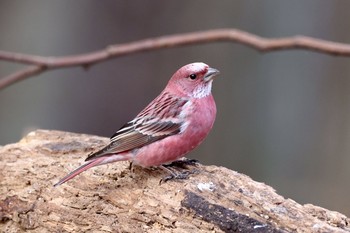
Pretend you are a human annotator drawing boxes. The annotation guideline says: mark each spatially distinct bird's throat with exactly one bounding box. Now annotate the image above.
[192,81,212,98]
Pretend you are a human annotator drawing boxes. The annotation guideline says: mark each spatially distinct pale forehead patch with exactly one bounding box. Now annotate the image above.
[186,62,208,73]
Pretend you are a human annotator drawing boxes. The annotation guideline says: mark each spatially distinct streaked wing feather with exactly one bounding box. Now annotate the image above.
[85,93,188,162]
[85,119,182,161]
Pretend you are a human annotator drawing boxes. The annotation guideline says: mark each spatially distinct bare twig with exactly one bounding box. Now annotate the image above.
[1,28,350,90]
[0,66,46,88]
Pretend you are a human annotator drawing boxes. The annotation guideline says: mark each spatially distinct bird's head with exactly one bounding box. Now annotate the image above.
[167,62,220,98]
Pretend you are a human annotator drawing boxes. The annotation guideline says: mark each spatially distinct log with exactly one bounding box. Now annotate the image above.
[0,130,349,232]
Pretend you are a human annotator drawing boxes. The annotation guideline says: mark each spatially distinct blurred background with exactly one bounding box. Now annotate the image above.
[1,1,350,215]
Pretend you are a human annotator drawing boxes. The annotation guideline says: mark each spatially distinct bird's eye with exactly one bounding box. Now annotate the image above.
[189,74,197,80]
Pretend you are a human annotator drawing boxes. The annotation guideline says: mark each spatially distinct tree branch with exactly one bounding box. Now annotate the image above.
[0,66,46,88]
[1,28,350,90]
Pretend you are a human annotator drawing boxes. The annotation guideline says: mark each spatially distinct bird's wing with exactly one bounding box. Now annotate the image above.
[85,93,188,161]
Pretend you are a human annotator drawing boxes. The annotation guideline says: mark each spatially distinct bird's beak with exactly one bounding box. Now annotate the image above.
[204,67,220,82]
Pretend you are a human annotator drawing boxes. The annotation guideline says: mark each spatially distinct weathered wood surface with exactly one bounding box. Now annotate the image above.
[0,130,349,232]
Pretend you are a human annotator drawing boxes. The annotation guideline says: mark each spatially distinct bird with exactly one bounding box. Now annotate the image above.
[54,62,220,186]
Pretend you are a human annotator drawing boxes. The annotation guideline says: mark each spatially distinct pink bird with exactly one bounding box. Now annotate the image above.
[54,62,220,186]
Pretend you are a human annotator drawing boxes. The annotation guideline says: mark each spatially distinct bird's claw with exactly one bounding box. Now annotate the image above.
[161,170,190,183]
[159,166,199,184]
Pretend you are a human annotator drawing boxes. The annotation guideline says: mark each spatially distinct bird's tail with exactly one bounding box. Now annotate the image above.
[54,152,132,187]
[53,157,106,187]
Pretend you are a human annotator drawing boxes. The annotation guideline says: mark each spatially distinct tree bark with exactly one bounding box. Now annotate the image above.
[0,130,349,232]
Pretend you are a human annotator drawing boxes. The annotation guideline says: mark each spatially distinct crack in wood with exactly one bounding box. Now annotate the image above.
[181,190,286,233]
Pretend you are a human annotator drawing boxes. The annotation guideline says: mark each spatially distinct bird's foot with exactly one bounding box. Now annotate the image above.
[159,163,199,184]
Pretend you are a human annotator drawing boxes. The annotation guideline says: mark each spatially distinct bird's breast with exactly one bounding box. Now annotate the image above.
[132,94,216,167]
[182,95,216,140]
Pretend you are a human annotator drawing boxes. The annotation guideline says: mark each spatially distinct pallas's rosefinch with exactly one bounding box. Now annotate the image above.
[54,62,219,186]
